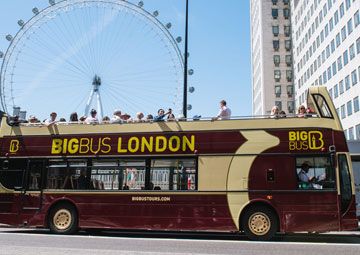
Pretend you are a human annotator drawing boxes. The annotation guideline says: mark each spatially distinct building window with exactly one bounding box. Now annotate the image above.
[345,0,351,10]
[275,85,281,97]
[341,26,347,42]
[285,40,292,51]
[326,45,330,58]
[343,50,349,66]
[336,33,341,47]
[354,97,359,112]
[334,84,339,98]
[327,66,332,81]
[273,40,280,51]
[345,75,350,90]
[340,3,345,18]
[349,127,354,140]
[347,18,353,35]
[352,70,358,86]
[356,125,360,140]
[347,101,353,117]
[344,129,348,140]
[325,24,329,37]
[285,55,292,67]
[272,9,279,19]
[283,0,289,5]
[329,18,334,31]
[341,104,346,119]
[275,101,282,111]
[274,55,280,67]
[283,8,290,19]
[287,101,294,113]
[272,26,279,36]
[357,37,360,54]
[337,56,343,71]
[287,85,294,97]
[330,39,335,53]
[339,80,345,94]
[349,44,355,60]
[284,26,291,37]
[329,88,333,99]
[274,70,281,82]
[355,11,360,28]
[323,71,327,84]
[334,10,339,25]
[286,70,292,82]
[332,62,337,76]
[272,0,278,5]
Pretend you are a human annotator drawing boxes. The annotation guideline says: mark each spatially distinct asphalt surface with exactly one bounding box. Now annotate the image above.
[0,227,359,255]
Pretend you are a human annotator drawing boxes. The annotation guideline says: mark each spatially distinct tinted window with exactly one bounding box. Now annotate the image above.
[0,159,26,189]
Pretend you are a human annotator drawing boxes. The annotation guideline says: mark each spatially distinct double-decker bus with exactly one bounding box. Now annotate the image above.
[0,87,357,241]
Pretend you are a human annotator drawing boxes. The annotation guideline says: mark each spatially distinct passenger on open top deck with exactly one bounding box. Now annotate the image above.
[44,112,58,126]
[85,109,99,124]
[212,100,231,121]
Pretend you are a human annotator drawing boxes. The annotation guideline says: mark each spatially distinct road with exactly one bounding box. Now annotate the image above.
[0,228,359,255]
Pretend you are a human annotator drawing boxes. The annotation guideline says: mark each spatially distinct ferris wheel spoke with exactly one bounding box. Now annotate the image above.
[107,82,176,94]
[36,25,91,78]
[50,14,94,75]
[103,88,138,114]
[57,10,96,75]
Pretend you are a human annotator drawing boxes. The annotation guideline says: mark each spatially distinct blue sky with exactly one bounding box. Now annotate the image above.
[0,0,251,120]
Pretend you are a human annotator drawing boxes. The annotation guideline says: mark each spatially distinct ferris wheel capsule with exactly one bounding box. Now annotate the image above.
[176,36,182,43]
[0,51,4,58]
[49,0,56,6]
[187,104,192,111]
[138,1,144,8]
[166,23,172,29]
[153,11,159,17]
[32,7,40,15]
[17,20,25,27]
[188,69,194,75]
[189,87,195,93]
[5,34,13,41]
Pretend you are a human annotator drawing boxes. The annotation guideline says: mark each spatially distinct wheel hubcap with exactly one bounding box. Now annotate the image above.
[53,209,72,230]
[248,212,271,236]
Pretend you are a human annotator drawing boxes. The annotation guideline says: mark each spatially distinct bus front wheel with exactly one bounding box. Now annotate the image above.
[49,203,78,235]
[241,205,278,241]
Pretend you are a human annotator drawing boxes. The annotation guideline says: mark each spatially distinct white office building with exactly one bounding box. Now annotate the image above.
[251,0,295,116]
[291,0,360,139]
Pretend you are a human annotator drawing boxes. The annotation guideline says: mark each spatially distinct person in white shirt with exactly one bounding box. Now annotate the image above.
[85,109,99,124]
[44,112,58,126]
[212,100,231,121]
[110,109,123,124]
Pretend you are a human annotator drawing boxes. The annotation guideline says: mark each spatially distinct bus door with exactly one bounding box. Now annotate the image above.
[337,154,357,230]
[20,160,45,212]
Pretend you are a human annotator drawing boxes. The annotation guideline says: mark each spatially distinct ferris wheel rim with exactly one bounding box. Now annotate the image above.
[0,0,184,116]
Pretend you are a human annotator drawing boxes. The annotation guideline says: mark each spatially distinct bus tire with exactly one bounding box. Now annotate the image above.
[49,203,78,235]
[241,205,278,241]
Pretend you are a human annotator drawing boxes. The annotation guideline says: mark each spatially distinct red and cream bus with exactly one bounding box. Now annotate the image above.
[0,87,357,241]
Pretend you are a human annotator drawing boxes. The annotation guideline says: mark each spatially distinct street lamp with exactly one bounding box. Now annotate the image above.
[183,0,189,118]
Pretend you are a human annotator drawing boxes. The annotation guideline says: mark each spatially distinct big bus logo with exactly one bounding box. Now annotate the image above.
[9,140,20,153]
[288,131,324,151]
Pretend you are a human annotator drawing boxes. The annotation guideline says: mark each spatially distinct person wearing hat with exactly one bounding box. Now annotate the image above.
[85,109,99,124]
[298,162,315,183]
[45,112,58,126]
[110,109,123,124]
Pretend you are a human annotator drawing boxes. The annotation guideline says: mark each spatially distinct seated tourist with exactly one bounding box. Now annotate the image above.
[110,109,123,124]
[44,112,58,126]
[146,114,154,122]
[212,100,231,121]
[134,112,145,123]
[85,109,99,124]
[154,109,171,122]
[270,106,279,118]
[69,112,79,123]
[297,105,306,117]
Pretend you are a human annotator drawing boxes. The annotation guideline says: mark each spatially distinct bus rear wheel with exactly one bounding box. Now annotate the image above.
[49,203,78,235]
[241,205,278,241]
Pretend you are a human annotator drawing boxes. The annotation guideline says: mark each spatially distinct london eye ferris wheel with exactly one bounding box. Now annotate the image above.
[0,0,194,120]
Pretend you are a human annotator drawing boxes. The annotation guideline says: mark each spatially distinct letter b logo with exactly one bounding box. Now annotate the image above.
[9,140,20,153]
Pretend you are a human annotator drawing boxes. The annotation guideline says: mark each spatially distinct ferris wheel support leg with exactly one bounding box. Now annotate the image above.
[96,90,103,120]
[84,89,95,117]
